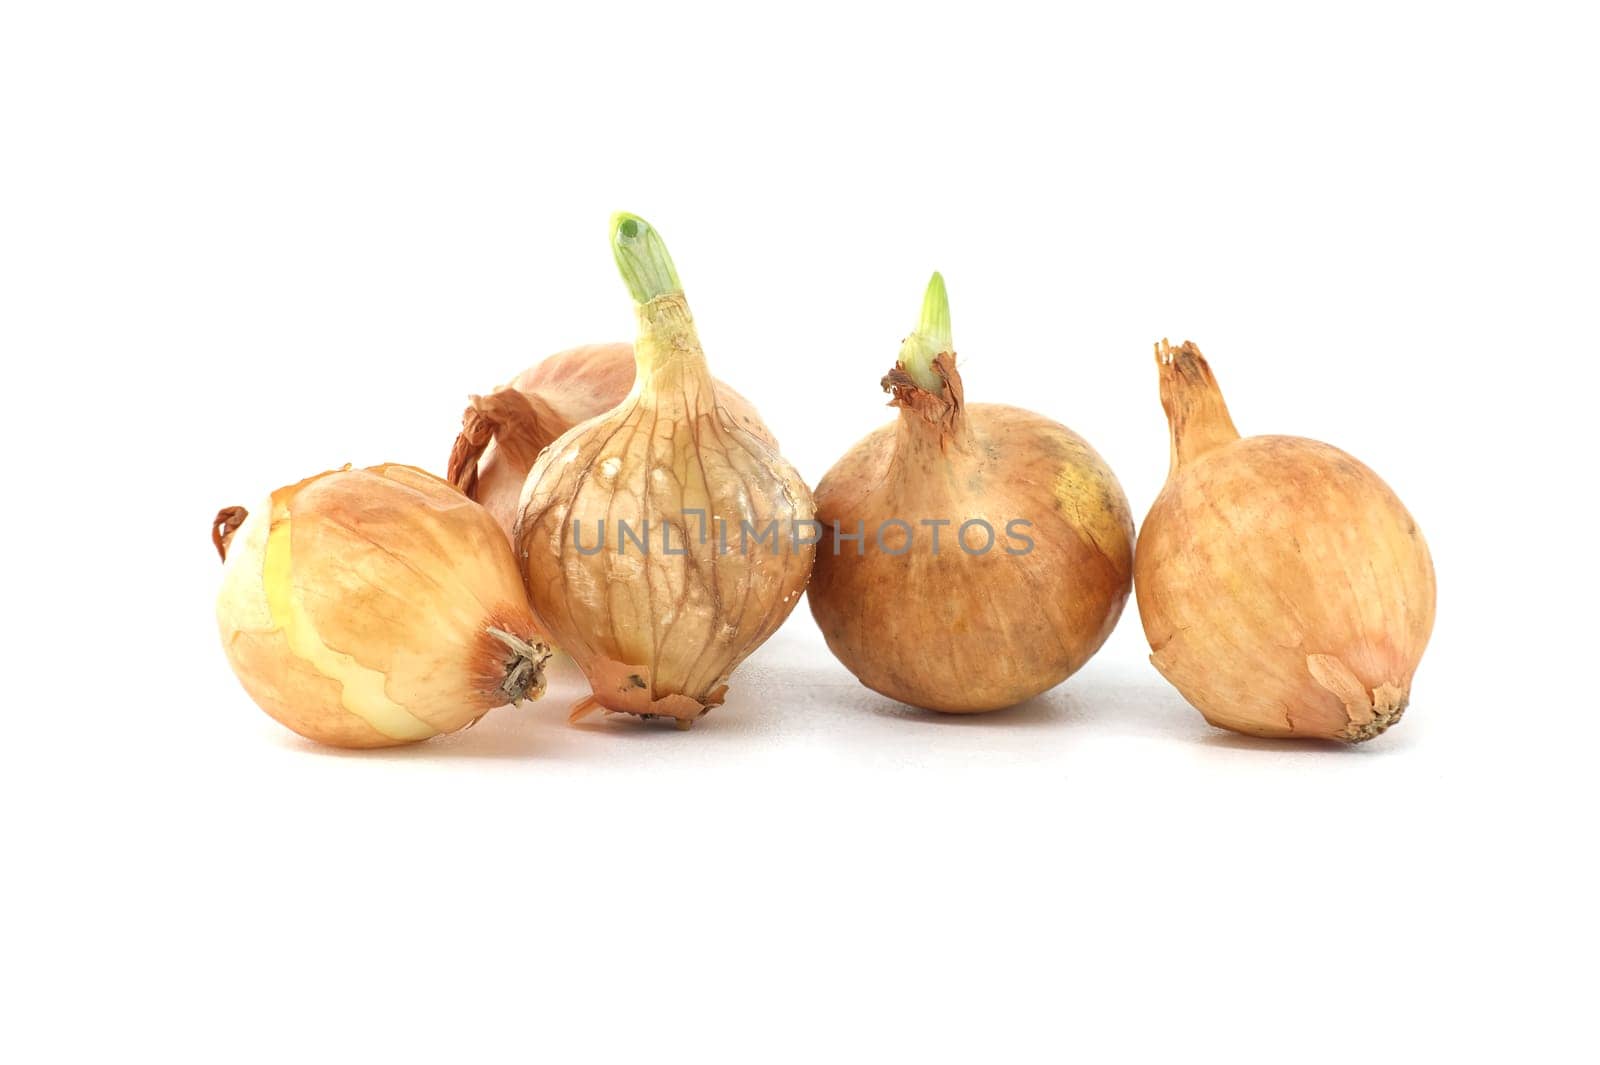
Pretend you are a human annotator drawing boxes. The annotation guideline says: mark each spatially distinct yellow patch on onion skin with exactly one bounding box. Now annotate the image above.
[256,487,434,742]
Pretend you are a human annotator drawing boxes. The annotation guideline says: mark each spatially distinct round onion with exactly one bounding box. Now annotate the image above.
[808,274,1134,712]
[512,214,815,728]
[214,464,551,748]
[1134,340,1436,742]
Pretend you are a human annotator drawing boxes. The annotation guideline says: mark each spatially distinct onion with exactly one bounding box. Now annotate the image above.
[513,214,815,728]
[214,464,552,748]
[807,274,1134,712]
[1134,340,1436,742]
[447,343,774,541]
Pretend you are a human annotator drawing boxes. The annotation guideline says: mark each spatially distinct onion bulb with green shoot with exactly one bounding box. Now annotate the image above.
[512,213,815,728]
[213,464,552,749]
[447,343,774,543]
[1135,340,1436,742]
[807,274,1134,713]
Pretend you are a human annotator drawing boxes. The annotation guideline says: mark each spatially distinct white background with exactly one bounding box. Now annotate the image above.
[3,2,1596,1061]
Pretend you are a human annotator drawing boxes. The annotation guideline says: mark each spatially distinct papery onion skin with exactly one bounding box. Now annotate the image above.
[448,342,774,541]
[215,464,551,749]
[1134,341,1436,742]
[808,275,1135,713]
[513,214,815,727]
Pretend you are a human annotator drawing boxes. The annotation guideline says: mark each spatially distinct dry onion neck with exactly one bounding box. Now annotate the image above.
[447,389,555,496]
[212,506,248,561]
[1155,338,1241,472]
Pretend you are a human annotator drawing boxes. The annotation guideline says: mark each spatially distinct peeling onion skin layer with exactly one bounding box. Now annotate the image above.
[215,464,552,748]
[808,275,1135,713]
[513,215,816,727]
[1134,341,1436,742]
[449,342,775,542]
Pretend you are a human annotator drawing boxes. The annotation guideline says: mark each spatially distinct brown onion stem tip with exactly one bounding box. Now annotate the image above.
[212,506,248,562]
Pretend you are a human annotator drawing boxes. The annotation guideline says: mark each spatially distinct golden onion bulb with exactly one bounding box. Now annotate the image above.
[214,464,552,748]
[808,274,1134,712]
[513,214,815,728]
[1134,341,1436,742]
